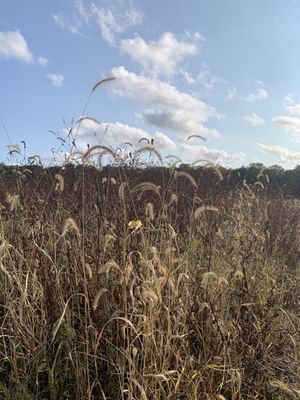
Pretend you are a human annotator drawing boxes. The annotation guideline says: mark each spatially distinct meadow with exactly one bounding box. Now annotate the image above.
[0,147,300,399]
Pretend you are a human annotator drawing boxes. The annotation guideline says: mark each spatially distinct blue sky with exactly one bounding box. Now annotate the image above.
[2,0,300,167]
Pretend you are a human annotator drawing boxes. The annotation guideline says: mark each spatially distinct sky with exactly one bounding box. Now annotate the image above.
[2,0,300,167]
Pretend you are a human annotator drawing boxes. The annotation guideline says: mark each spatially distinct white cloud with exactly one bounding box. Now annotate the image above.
[110,66,219,139]
[154,131,176,150]
[283,94,294,105]
[73,118,176,150]
[246,88,269,102]
[272,115,300,134]
[180,69,196,84]
[196,63,226,90]
[0,30,33,63]
[52,1,90,36]
[244,113,265,127]
[141,109,219,139]
[226,88,238,101]
[257,143,300,163]
[91,4,143,45]
[46,74,64,87]
[285,104,300,115]
[52,13,78,34]
[38,57,49,67]
[75,0,90,24]
[120,32,197,77]
[181,143,245,165]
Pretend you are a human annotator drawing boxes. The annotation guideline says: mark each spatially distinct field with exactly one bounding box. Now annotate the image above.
[0,154,300,399]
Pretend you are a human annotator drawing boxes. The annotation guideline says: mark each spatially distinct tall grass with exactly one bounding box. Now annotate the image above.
[0,158,300,399]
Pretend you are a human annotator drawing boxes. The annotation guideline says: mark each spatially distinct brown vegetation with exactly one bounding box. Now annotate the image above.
[0,157,300,400]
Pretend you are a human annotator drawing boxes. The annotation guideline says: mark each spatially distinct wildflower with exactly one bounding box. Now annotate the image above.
[128,219,143,231]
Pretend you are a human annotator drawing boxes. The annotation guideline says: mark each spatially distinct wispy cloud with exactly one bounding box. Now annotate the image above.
[120,32,197,77]
[283,94,294,106]
[52,0,90,37]
[246,88,269,102]
[285,104,300,115]
[0,30,33,63]
[244,113,265,127]
[181,143,245,165]
[111,66,220,139]
[257,142,300,163]
[46,74,64,87]
[91,3,143,45]
[38,57,49,67]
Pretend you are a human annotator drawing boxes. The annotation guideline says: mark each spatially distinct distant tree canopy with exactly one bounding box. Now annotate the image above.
[2,161,300,197]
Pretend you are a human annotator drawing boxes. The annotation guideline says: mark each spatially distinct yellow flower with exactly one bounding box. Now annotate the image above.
[128,219,143,230]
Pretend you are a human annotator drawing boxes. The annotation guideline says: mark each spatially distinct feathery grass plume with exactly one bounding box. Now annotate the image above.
[141,288,158,305]
[270,379,300,397]
[92,76,116,92]
[233,270,244,281]
[62,217,80,236]
[104,233,116,251]
[218,276,228,288]
[169,193,178,205]
[74,116,101,127]
[84,263,93,280]
[135,145,163,164]
[92,288,108,310]
[6,194,20,211]
[174,170,197,187]
[28,154,42,165]
[110,177,117,185]
[192,159,224,181]
[243,179,254,196]
[194,196,203,205]
[166,154,182,162]
[138,137,150,144]
[201,271,218,290]
[102,177,107,184]
[187,134,207,141]
[145,202,155,221]
[255,181,264,190]
[166,223,177,239]
[119,182,128,201]
[98,260,121,278]
[54,173,64,192]
[131,182,161,196]
[82,145,118,163]
[194,205,219,219]
[169,160,182,177]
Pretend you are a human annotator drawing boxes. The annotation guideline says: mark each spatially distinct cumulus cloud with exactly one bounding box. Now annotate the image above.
[91,3,143,45]
[180,143,245,165]
[110,66,219,139]
[244,113,265,127]
[154,131,176,150]
[74,118,176,150]
[246,88,269,102]
[120,32,197,77]
[46,74,64,87]
[0,30,33,63]
[141,109,219,139]
[257,143,300,163]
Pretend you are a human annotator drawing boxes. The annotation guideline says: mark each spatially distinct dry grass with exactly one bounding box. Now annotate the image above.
[0,159,299,400]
